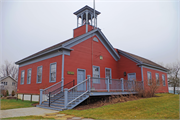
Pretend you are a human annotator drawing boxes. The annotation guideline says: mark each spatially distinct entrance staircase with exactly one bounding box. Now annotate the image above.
[37,76,143,111]
[37,76,91,111]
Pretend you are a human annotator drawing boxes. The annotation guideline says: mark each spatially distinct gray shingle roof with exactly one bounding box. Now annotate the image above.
[117,49,168,71]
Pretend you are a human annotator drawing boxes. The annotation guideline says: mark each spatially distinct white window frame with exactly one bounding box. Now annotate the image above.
[49,62,57,82]
[147,71,152,85]
[127,73,136,81]
[37,66,42,83]
[21,70,25,84]
[105,68,112,84]
[93,66,100,84]
[27,69,32,84]
[162,74,166,86]
[12,82,15,86]
[156,73,160,85]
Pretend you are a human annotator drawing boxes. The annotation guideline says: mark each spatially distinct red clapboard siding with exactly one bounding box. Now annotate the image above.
[64,35,119,86]
[17,55,62,94]
[143,67,168,93]
[117,54,142,81]
[73,25,94,38]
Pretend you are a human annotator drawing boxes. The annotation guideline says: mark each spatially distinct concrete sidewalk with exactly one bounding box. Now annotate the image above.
[0,107,58,118]
[0,107,94,120]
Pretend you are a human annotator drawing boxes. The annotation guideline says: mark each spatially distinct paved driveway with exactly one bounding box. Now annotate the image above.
[0,107,58,118]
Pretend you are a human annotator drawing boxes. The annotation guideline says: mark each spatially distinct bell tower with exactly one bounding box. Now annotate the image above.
[73,5,101,36]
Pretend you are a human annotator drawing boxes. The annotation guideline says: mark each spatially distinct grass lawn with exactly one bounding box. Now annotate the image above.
[0,99,38,110]
[60,93,179,119]
[2,116,54,119]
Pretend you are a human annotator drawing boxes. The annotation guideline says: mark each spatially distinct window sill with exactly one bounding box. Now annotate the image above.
[49,81,56,83]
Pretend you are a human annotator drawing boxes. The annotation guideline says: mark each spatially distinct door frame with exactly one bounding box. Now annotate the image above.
[77,68,86,84]
[127,73,136,81]
[77,68,86,91]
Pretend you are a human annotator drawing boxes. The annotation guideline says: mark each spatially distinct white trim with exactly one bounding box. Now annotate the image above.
[162,74,166,86]
[92,65,100,84]
[155,73,160,86]
[147,71,152,86]
[105,68,112,84]
[127,73,136,81]
[142,65,168,73]
[27,68,32,84]
[77,68,86,82]
[37,66,43,83]
[49,62,57,83]
[20,70,25,84]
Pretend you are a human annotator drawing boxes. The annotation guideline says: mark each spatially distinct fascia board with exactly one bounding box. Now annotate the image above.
[139,63,169,72]
[62,29,98,47]
[118,50,142,64]
[97,29,120,60]
[15,46,64,65]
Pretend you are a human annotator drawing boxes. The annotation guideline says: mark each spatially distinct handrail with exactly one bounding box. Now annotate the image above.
[43,81,62,91]
[68,79,88,91]
[50,80,74,96]
[68,91,88,105]
[49,80,75,106]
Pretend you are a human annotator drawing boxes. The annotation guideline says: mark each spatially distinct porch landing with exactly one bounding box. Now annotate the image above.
[89,92,138,96]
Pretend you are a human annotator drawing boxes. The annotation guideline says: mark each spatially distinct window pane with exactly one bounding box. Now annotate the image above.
[93,66,100,83]
[162,75,165,86]
[50,63,56,82]
[21,71,24,84]
[37,67,42,83]
[27,69,31,84]
[156,74,159,85]
[148,72,152,85]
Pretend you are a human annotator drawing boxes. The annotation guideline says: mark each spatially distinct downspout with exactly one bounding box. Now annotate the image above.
[61,51,65,90]
[141,66,144,90]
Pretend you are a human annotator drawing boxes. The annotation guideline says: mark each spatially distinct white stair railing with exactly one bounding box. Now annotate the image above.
[64,76,90,109]
[39,81,62,105]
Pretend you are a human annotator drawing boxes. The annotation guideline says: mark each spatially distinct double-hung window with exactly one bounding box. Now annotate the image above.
[50,63,56,82]
[37,66,42,83]
[156,73,160,85]
[21,70,25,84]
[27,69,32,84]
[12,82,15,86]
[93,66,100,83]
[147,72,152,85]
[162,75,166,86]
[105,68,112,84]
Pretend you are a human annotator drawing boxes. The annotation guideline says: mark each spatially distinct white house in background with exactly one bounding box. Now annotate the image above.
[0,76,17,95]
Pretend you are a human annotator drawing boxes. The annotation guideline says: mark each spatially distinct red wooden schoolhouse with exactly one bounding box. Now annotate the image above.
[15,5,169,110]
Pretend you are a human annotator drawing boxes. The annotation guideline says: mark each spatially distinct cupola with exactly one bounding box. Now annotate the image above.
[73,5,101,37]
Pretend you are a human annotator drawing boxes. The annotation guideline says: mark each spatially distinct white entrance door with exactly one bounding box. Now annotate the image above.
[77,69,85,91]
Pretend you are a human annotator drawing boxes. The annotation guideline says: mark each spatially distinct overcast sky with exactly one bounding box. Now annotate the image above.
[0,0,179,66]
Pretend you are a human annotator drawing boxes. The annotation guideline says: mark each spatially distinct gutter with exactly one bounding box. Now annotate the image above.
[137,63,169,72]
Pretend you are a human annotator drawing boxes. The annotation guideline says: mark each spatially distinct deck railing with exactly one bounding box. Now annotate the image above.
[90,77,143,92]
[39,76,143,106]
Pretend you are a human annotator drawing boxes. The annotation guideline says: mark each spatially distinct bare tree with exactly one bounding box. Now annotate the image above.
[166,61,180,94]
[0,60,18,80]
